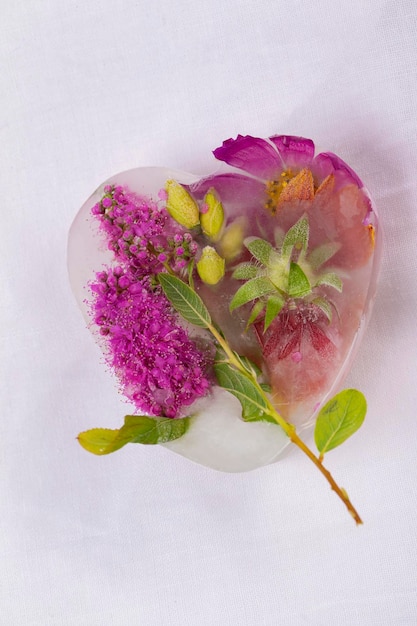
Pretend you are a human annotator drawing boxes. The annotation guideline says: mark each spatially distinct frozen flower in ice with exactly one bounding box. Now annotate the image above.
[190,135,376,268]
[90,270,212,418]
[259,302,335,361]
[212,134,364,211]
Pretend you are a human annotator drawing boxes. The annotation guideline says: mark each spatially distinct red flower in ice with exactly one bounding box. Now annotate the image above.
[259,302,335,363]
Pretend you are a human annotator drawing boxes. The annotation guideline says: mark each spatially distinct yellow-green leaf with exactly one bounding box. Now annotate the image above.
[314,389,367,455]
[78,415,191,455]
[77,428,124,455]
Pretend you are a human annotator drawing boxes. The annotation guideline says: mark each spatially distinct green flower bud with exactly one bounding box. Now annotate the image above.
[165,179,200,229]
[219,217,247,261]
[200,188,224,241]
[196,246,225,285]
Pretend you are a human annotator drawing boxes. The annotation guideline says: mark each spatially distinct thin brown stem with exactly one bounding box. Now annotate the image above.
[207,307,363,524]
[289,430,363,525]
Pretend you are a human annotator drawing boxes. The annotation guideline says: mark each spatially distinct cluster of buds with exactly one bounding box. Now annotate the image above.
[165,180,236,286]
[156,232,199,274]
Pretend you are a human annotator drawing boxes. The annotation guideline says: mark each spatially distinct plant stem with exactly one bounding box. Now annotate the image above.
[208,324,363,525]
[288,430,363,525]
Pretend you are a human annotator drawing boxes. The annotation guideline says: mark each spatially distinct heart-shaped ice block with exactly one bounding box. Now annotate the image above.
[68,135,381,472]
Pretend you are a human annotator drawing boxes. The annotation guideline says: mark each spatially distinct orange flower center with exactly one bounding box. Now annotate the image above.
[265,168,315,213]
[265,169,294,213]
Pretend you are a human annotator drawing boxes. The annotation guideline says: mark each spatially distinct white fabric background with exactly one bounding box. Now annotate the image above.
[2,1,417,624]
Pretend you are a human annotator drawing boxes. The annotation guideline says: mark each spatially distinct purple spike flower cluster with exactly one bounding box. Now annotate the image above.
[89,186,212,418]
[92,185,198,277]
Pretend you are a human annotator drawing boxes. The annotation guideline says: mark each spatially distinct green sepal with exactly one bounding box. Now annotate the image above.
[244,237,273,265]
[78,414,191,455]
[307,242,340,270]
[246,300,265,330]
[282,215,309,258]
[312,296,333,323]
[314,389,367,456]
[264,294,284,332]
[232,262,258,280]
[230,276,275,312]
[288,262,311,298]
[315,272,343,292]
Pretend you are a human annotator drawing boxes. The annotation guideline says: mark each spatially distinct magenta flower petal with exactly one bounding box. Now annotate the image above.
[269,135,315,170]
[189,173,265,206]
[213,135,283,179]
[313,152,363,188]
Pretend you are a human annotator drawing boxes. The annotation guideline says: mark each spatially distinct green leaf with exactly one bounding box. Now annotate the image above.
[314,389,367,455]
[78,415,191,455]
[315,272,343,292]
[312,296,333,323]
[264,294,284,332]
[282,215,309,257]
[126,415,190,444]
[307,242,340,270]
[244,237,273,265]
[214,362,276,424]
[158,273,211,328]
[232,353,262,378]
[232,262,258,280]
[230,276,275,312]
[288,262,311,298]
